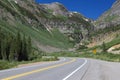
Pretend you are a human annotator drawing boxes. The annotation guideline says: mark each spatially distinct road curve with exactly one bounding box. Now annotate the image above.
[0,58,88,80]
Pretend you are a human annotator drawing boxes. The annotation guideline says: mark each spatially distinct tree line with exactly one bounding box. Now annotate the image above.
[0,28,32,61]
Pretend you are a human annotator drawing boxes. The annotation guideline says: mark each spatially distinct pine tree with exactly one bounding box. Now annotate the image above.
[0,30,33,61]
[9,36,16,61]
[1,38,7,60]
[22,35,28,61]
[27,36,32,60]
[0,27,2,59]
[16,32,22,61]
[5,34,12,61]
[102,42,107,52]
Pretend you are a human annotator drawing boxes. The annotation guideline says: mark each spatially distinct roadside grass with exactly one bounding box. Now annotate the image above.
[48,51,120,62]
[0,60,17,70]
[0,56,58,70]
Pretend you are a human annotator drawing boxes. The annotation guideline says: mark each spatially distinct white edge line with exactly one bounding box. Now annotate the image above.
[0,57,66,73]
[62,58,88,80]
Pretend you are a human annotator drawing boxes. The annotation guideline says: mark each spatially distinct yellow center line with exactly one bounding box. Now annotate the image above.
[2,58,76,80]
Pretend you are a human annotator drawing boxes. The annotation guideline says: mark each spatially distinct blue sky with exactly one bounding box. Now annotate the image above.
[35,0,116,20]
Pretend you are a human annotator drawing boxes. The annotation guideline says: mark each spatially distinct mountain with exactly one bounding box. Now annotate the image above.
[89,0,120,47]
[0,0,93,52]
[95,0,120,29]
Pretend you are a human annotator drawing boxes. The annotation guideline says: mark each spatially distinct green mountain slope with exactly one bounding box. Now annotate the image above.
[0,0,93,52]
[0,20,72,49]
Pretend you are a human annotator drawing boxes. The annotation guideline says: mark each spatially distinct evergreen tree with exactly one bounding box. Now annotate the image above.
[0,29,33,61]
[5,34,12,61]
[21,35,28,61]
[9,38,15,61]
[1,39,7,60]
[0,27,2,59]
[102,42,107,52]
[16,32,22,61]
[27,36,32,59]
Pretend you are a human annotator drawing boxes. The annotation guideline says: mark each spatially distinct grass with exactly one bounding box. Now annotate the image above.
[0,56,58,70]
[48,51,120,62]
[0,20,73,49]
[0,60,17,70]
[105,15,119,22]
[103,37,120,50]
[91,25,120,36]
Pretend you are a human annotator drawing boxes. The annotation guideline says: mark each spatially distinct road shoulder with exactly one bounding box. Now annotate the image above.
[82,59,120,80]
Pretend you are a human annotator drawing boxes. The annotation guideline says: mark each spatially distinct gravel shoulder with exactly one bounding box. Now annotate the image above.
[83,59,120,80]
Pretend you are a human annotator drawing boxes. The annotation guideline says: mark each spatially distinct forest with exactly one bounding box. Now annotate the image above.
[0,27,32,61]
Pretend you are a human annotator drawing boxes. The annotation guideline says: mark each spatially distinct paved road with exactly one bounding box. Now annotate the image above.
[0,58,88,80]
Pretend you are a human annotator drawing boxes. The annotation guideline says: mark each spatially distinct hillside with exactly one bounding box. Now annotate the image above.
[89,0,120,48]
[0,0,93,52]
[94,0,120,29]
[1,0,119,52]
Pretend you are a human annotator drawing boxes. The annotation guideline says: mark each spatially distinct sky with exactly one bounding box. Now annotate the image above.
[35,0,116,20]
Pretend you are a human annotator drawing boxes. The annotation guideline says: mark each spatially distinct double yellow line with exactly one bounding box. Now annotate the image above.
[2,58,76,80]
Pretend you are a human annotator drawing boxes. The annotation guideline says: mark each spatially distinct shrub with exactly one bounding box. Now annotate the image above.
[0,60,17,70]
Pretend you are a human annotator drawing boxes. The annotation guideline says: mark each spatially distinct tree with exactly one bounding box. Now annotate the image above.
[0,27,2,59]
[1,39,7,60]
[0,30,33,61]
[27,36,32,59]
[5,34,12,61]
[9,36,16,61]
[102,42,107,52]
[22,35,28,61]
[16,32,22,61]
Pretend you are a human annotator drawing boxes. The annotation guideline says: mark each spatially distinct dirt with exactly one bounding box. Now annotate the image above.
[107,44,120,54]
[83,59,120,80]
[88,30,120,48]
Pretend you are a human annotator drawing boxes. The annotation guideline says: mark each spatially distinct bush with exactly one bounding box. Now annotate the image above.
[101,42,107,52]
[77,45,88,50]
[0,60,17,70]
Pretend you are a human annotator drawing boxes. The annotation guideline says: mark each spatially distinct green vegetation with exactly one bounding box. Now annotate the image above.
[101,37,120,50]
[0,60,17,70]
[91,25,120,36]
[72,29,82,43]
[101,42,107,52]
[54,15,68,21]
[48,51,120,62]
[0,28,32,61]
[46,9,53,14]
[0,56,58,70]
[0,19,71,69]
[113,47,120,51]
[0,20,73,49]
[105,15,119,22]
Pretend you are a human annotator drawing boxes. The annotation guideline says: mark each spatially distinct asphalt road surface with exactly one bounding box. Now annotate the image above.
[0,58,88,80]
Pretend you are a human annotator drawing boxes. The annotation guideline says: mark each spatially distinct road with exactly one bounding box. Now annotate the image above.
[0,58,88,80]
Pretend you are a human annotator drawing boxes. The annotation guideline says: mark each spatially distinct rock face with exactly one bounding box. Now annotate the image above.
[95,0,120,29]
[0,0,93,43]
[39,2,69,16]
